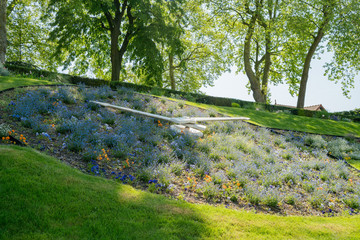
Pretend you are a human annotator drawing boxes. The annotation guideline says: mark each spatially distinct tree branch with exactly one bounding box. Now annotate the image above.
[101,4,114,31]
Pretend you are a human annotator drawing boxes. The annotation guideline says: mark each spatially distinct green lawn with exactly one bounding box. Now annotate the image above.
[0,76,58,91]
[1,145,360,239]
[176,100,360,138]
[348,159,360,170]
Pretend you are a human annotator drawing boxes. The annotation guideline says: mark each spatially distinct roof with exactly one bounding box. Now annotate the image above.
[274,103,327,112]
[304,104,326,112]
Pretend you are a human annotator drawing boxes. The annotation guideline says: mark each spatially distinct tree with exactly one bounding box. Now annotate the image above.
[0,0,8,64]
[0,0,25,64]
[48,0,183,84]
[6,1,57,69]
[280,0,360,108]
[160,0,230,92]
[324,0,360,98]
[205,0,285,103]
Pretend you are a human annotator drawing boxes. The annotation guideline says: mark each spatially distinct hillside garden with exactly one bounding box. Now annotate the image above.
[1,84,359,217]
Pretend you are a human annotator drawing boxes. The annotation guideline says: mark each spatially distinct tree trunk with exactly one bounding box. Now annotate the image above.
[0,0,7,64]
[107,0,133,82]
[296,32,324,108]
[297,5,332,108]
[261,30,271,100]
[110,29,121,82]
[244,15,266,103]
[169,54,175,90]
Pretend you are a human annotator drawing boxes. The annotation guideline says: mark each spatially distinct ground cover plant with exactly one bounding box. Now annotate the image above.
[2,145,360,239]
[0,85,360,217]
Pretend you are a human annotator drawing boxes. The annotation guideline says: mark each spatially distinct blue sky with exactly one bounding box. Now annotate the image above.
[201,54,360,113]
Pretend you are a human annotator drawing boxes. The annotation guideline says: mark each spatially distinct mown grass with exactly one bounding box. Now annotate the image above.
[348,159,360,170]
[1,145,360,239]
[174,100,360,138]
[0,76,57,91]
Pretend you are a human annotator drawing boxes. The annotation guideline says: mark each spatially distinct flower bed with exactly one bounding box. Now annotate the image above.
[0,85,359,216]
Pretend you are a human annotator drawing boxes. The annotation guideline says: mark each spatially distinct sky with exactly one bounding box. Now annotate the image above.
[201,53,360,113]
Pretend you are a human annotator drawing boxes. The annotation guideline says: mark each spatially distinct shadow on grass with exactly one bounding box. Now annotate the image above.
[0,145,208,239]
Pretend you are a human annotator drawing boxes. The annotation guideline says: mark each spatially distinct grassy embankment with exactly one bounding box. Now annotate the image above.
[1,145,360,239]
[0,75,60,91]
[166,98,360,138]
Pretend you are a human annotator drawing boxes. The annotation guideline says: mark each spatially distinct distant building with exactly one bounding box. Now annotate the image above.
[274,101,327,112]
[303,104,327,112]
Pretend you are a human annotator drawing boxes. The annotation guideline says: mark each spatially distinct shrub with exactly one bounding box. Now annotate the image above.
[169,161,185,176]
[20,116,48,133]
[56,88,76,104]
[309,188,329,210]
[304,135,327,148]
[245,186,261,205]
[10,90,55,118]
[201,182,220,200]
[327,138,352,158]
[136,167,154,183]
[113,142,132,159]
[231,102,240,108]
[102,132,119,148]
[99,108,116,125]
[0,62,10,76]
[82,148,100,162]
[284,193,300,206]
[344,196,360,210]
[0,123,11,137]
[156,165,172,187]
[261,188,281,208]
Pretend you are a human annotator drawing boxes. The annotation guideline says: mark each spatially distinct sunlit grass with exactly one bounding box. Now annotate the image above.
[1,145,360,239]
[163,98,360,138]
[0,76,58,91]
[348,159,360,170]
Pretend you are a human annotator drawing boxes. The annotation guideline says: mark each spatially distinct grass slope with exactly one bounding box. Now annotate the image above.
[1,145,360,239]
[179,100,360,138]
[0,76,57,91]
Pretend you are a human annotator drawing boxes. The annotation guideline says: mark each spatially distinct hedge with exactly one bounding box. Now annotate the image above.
[6,63,357,123]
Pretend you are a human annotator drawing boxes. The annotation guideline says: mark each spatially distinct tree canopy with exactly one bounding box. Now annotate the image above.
[0,0,359,103]
[47,0,183,84]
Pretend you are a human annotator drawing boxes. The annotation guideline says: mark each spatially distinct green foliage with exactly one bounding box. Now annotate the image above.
[304,135,327,148]
[231,102,240,108]
[0,63,9,76]
[0,123,11,137]
[48,0,184,83]
[6,1,57,70]
[158,0,230,92]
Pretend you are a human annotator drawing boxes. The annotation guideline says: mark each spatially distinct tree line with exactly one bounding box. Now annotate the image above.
[0,0,359,108]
